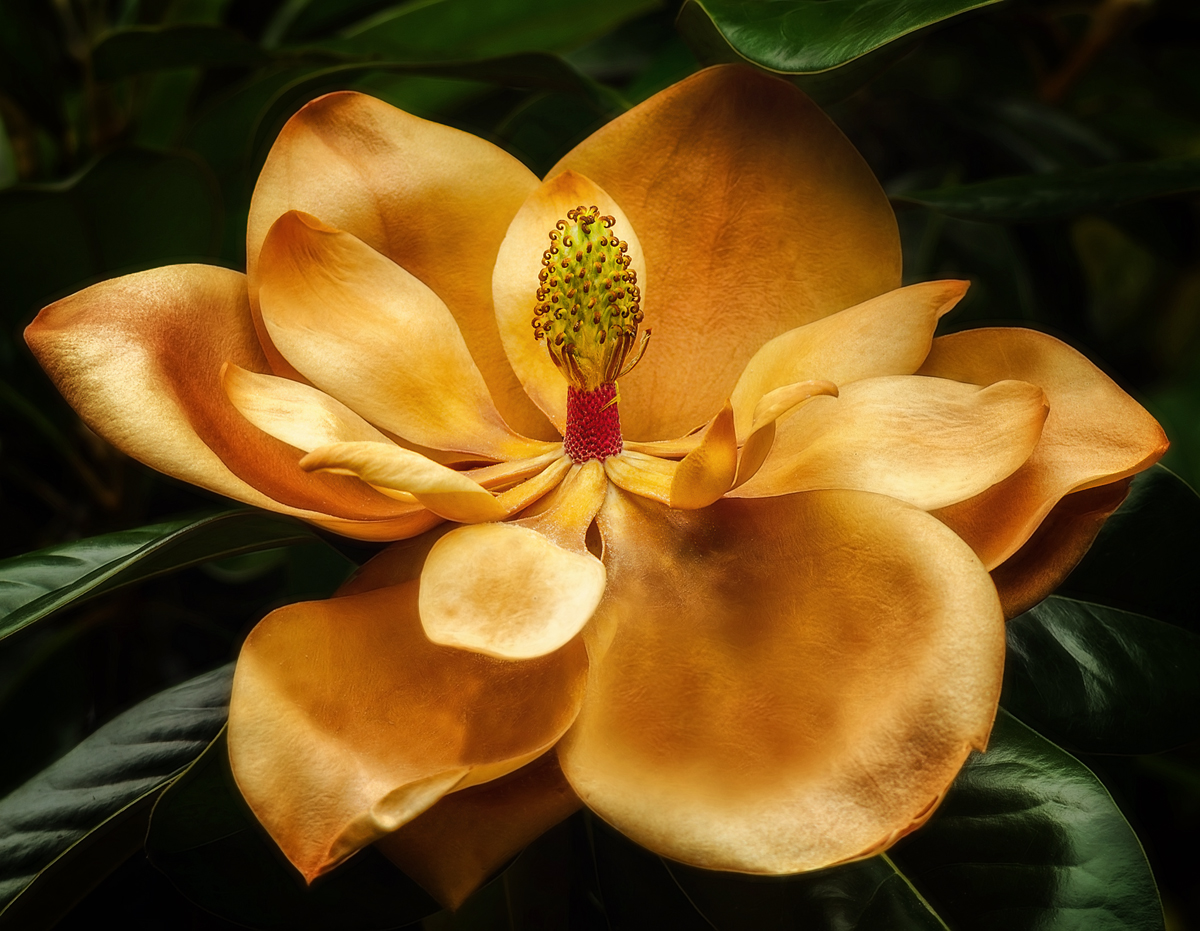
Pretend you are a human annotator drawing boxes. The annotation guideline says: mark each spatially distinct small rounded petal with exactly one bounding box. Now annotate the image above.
[419,461,608,659]
[494,171,646,432]
[229,580,588,882]
[551,65,901,440]
[729,280,968,439]
[558,486,1004,873]
[734,376,1048,511]
[920,328,1169,568]
[24,265,417,525]
[603,450,676,504]
[246,91,551,439]
[259,211,541,459]
[669,402,737,510]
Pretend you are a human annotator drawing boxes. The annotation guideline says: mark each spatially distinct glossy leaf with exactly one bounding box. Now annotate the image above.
[895,157,1200,222]
[1003,596,1200,754]
[675,0,1002,74]
[92,25,268,81]
[0,510,315,643]
[0,664,231,927]
[146,732,439,931]
[890,711,1163,931]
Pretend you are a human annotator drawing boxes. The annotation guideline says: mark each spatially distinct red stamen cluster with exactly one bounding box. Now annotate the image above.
[564,383,622,463]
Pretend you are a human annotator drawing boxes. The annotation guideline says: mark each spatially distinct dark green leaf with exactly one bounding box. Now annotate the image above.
[891,710,1163,931]
[895,157,1200,222]
[1056,465,1200,631]
[0,148,221,323]
[1003,596,1200,753]
[0,509,315,643]
[92,25,268,81]
[146,732,439,930]
[0,664,232,928]
[675,0,1001,74]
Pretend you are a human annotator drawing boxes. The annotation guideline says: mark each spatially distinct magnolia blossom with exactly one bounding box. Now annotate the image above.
[27,66,1166,908]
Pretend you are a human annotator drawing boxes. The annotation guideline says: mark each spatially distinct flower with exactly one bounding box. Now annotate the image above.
[25,66,1167,908]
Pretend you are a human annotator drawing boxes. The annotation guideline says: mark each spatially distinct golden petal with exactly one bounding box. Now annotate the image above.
[557,485,1004,873]
[602,450,675,504]
[259,211,548,460]
[920,328,1168,568]
[228,581,588,881]
[247,91,551,439]
[551,65,901,440]
[729,280,967,439]
[419,461,607,659]
[734,376,1048,510]
[669,402,737,510]
[23,265,420,526]
[493,170,646,432]
[734,380,840,489]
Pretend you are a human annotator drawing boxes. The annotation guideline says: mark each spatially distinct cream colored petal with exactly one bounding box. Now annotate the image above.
[221,362,391,452]
[603,450,675,504]
[669,402,737,510]
[259,211,544,460]
[551,65,901,440]
[734,376,1048,511]
[921,328,1168,568]
[376,752,581,910]
[23,265,424,529]
[729,281,967,439]
[302,441,507,523]
[493,171,646,432]
[247,90,552,439]
[557,486,1004,873]
[419,461,608,659]
[228,580,588,881]
[734,380,840,489]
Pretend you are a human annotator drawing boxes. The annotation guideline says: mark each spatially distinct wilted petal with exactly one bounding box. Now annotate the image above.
[558,486,1004,873]
[420,461,607,659]
[259,211,545,460]
[669,402,737,510]
[552,65,901,440]
[734,376,1048,511]
[493,171,646,432]
[376,752,581,910]
[920,328,1168,568]
[228,581,588,882]
[247,91,551,439]
[24,265,419,526]
[729,280,967,439]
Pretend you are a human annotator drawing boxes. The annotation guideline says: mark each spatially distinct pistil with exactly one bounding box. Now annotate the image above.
[564,383,623,462]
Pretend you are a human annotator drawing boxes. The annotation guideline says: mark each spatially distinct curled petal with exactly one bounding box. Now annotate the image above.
[551,65,901,439]
[221,363,390,452]
[302,441,506,523]
[246,91,551,439]
[24,265,419,528]
[494,171,646,432]
[419,461,608,659]
[734,376,1048,511]
[920,328,1168,568]
[229,581,588,881]
[730,280,967,439]
[558,486,1004,873]
[259,212,544,459]
[376,752,581,910]
[669,402,737,510]
[734,380,839,489]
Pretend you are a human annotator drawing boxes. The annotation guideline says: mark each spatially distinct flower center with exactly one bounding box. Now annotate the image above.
[532,205,649,462]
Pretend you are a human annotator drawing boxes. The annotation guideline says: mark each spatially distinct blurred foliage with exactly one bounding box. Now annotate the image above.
[1,0,1200,926]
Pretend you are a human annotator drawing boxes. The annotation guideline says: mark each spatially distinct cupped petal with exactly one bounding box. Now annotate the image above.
[247,91,551,439]
[493,171,646,432]
[558,485,1004,873]
[24,265,423,527]
[733,376,1049,511]
[419,461,608,659]
[228,580,588,882]
[729,280,968,439]
[920,328,1168,568]
[551,65,901,440]
[301,441,508,523]
[669,402,737,510]
[376,752,581,910]
[259,211,546,460]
